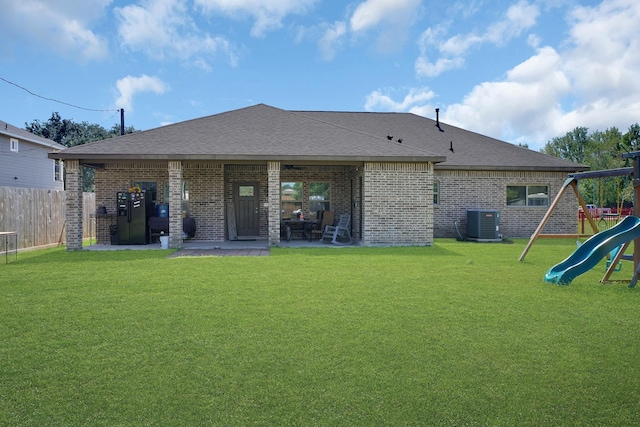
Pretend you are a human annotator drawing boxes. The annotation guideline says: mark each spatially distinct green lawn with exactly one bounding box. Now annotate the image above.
[1,239,639,426]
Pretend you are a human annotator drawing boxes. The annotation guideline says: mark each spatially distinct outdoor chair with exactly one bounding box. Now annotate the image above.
[310,211,334,241]
[322,213,352,245]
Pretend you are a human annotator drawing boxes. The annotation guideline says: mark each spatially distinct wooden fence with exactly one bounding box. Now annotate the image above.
[0,187,95,250]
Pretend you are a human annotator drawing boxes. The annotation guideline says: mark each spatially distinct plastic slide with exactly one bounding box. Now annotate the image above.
[544,215,640,285]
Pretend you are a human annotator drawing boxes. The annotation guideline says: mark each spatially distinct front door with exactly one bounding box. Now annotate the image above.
[234,182,260,237]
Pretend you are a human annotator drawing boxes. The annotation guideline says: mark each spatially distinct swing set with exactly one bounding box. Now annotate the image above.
[519,151,640,287]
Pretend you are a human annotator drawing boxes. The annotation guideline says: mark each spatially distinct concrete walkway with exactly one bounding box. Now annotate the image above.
[167,247,270,257]
[83,237,359,256]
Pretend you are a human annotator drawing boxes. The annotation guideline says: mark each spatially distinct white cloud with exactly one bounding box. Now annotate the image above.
[115,0,236,69]
[318,21,347,61]
[365,87,435,111]
[426,0,640,150]
[444,47,571,146]
[0,0,110,61]
[115,75,169,112]
[349,0,421,33]
[416,0,539,77]
[194,0,318,37]
[349,0,422,53]
[415,56,465,78]
[302,0,422,60]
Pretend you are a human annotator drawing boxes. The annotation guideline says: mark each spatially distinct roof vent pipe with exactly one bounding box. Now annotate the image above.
[435,108,440,126]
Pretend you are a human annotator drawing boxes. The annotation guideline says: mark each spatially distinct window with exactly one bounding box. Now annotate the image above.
[134,181,157,201]
[281,182,302,219]
[163,181,189,201]
[54,159,63,181]
[433,181,439,205]
[238,185,254,197]
[10,138,18,152]
[507,185,549,207]
[309,182,330,217]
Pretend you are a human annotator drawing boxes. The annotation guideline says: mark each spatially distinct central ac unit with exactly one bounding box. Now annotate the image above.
[466,210,501,242]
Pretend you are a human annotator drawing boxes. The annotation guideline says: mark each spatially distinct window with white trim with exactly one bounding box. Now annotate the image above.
[507,185,549,207]
[10,138,18,152]
[54,159,63,181]
[433,181,439,205]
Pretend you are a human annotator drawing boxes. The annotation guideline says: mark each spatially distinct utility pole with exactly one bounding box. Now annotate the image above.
[120,109,125,135]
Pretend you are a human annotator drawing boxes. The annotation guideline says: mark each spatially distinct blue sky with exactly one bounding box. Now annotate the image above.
[1,0,638,150]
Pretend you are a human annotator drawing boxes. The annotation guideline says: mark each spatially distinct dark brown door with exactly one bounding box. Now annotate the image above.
[234,182,260,236]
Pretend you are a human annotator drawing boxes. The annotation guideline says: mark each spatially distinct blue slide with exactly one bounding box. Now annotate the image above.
[544,215,640,285]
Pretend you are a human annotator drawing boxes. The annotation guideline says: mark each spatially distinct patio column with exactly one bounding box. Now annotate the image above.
[168,160,183,249]
[65,160,84,251]
[267,161,281,246]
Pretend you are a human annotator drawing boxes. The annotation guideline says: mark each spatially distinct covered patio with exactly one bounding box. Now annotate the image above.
[51,105,443,251]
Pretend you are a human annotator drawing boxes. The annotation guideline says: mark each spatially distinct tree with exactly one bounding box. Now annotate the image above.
[542,124,640,208]
[620,123,640,156]
[25,112,137,191]
[541,127,590,164]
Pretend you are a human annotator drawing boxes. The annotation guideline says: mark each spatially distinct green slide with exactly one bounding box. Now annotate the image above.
[544,216,640,285]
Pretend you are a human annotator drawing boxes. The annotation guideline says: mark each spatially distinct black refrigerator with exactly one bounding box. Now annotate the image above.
[116,191,151,244]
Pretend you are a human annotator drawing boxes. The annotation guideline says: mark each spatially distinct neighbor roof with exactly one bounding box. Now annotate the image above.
[1,120,65,150]
[49,104,587,172]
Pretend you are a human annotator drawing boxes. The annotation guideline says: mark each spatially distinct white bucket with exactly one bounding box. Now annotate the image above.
[160,235,169,249]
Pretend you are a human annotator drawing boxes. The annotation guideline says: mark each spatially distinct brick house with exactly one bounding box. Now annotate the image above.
[49,104,587,250]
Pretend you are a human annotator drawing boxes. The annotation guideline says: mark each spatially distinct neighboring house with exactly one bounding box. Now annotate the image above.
[49,104,588,250]
[1,120,66,190]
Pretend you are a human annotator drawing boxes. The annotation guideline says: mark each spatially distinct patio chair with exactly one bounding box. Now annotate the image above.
[310,211,334,241]
[322,213,352,245]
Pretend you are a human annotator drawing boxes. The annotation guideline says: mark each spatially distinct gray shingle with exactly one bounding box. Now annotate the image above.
[50,104,587,171]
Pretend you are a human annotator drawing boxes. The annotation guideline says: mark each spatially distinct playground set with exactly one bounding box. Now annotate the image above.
[519,151,640,288]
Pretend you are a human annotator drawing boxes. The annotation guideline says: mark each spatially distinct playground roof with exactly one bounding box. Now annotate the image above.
[568,167,633,180]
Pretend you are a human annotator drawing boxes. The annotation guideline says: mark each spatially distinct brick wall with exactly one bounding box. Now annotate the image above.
[93,161,567,245]
[167,161,182,248]
[94,162,167,244]
[184,162,224,242]
[65,160,84,250]
[95,161,226,243]
[363,162,433,246]
[267,162,281,245]
[433,169,577,238]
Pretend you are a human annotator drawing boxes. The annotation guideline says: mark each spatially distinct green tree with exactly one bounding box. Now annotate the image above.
[542,125,640,208]
[620,123,640,156]
[583,127,625,208]
[541,127,590,164]
[25,112,137,191]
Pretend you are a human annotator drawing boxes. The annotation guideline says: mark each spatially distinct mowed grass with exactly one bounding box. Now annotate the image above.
[1,239,639,426]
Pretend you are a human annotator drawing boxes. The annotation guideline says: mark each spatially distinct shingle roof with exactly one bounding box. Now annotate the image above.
[51,104,444,163]
[50,104,587,171]
[295,110,587,171]
[1,120,65,150]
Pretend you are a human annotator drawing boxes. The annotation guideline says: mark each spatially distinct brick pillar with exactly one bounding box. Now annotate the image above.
[168,161,183,249]
[267,161,281,246]
[65,160,84,251]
